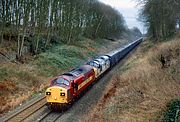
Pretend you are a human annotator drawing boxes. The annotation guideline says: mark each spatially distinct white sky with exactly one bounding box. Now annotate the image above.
[99,0,145,33]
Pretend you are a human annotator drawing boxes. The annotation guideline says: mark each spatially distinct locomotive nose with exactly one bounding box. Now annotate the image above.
[45,86,70,104]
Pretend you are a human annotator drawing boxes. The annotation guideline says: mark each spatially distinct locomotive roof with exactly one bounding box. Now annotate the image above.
[100,55,109,60]
[62,65,93,81]
[95,58,104,62]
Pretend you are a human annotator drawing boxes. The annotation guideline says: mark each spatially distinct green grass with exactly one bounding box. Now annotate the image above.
[0,66,16,82]
[33,40,98,77]
[0,38,106,87]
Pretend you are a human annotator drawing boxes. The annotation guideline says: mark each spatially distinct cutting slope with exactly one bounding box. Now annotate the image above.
[83,38,180,121]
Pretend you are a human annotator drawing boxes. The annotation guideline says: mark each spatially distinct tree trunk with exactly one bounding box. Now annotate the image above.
[68,30,72,44]
[0,33,3,45]
[35,33,40,54]
[19,28,27,57]
[45,29,51,48]
[9,34,12,42]
[17,33,21,58]
[0,21,3,45]
[94,15,104,38]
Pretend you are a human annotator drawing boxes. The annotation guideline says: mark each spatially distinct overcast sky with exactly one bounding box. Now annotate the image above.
[99,0,145,33]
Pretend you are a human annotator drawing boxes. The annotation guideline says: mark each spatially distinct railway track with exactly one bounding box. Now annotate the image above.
[1,95,46,122]
[36,111,62,122]
[35,110,52,122]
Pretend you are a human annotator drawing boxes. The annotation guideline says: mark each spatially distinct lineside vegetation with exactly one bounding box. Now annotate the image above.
[0,0,126,59]
[138,0,180,39]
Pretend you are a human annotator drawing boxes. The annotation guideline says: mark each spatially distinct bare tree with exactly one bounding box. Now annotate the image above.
[138,0,180,39]
[0,0,127,58]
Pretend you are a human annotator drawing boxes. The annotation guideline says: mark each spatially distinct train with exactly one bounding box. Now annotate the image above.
[45,37,143,110]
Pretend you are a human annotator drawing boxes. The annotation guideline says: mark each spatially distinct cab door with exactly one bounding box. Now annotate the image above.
[71,81,78,97]
[73,82,78,93]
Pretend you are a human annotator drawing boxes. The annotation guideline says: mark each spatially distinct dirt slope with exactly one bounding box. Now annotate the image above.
[83,38,180,122]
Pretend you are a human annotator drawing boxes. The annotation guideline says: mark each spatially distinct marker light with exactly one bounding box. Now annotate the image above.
[46,92,51,95]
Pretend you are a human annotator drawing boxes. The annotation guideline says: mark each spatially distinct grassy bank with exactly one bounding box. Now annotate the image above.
[0,38,127,115]
[84,38,180,122]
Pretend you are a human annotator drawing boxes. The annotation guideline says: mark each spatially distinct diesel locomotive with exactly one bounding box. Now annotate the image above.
[45,38,143,109]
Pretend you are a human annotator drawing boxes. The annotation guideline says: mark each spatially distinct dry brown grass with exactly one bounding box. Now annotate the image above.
[83,38,180,122]
[0,81,49,115]
[0,62,50,115]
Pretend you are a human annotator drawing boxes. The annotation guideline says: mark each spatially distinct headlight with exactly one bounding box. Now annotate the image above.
[46,92,51,95]
[60,93,65,96]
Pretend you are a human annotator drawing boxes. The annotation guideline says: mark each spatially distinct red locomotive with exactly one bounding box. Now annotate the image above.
[46,65,95,108]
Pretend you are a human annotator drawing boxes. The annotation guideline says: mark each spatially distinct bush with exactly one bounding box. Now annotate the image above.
[163,100,180,122]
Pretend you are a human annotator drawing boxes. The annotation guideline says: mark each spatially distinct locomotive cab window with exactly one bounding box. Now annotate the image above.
[52,78,70,86]
[93,62,100,68]
[89,61,100,68]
